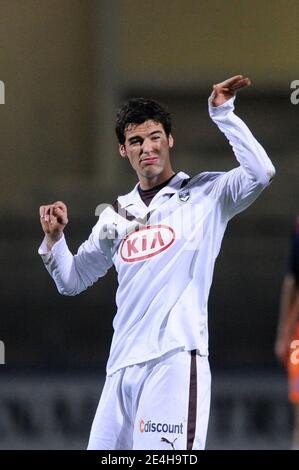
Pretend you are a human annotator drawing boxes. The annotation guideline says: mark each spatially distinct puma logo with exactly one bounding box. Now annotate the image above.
[161,436,178,450]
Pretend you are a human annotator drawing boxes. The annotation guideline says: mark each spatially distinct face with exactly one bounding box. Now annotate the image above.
[119,120,174,188]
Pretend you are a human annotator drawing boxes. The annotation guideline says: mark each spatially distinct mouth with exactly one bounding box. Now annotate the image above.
[140,156,158,165]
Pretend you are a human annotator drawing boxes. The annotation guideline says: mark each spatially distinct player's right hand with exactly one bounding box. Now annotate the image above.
[39,201,68,246]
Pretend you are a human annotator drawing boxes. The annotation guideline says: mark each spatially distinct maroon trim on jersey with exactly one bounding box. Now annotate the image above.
[111,200,150,223]
[138,173,177,207]
[187,350,197,450]
[111,176,191,223]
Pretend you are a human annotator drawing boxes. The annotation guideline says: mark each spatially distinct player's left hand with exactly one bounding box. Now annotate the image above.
[209,75,251,107]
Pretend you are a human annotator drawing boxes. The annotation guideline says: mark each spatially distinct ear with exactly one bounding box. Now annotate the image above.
[119,144,127,158]
[168,134,174,149]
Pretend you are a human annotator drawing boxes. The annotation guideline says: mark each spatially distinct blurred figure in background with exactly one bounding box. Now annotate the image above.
[275,216,299,449]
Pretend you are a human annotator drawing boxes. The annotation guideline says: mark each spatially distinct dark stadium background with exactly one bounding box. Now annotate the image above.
[0,0,298,449]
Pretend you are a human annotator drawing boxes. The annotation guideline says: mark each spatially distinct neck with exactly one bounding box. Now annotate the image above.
[139,170,175,190]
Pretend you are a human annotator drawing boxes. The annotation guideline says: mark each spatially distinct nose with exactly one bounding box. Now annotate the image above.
[141,137,153,155]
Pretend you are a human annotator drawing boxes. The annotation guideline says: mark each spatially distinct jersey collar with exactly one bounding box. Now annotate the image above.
[118,171,190,209]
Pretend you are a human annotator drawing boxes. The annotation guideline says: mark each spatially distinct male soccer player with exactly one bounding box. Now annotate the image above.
[39,75,275,450]
[275,217,299,449]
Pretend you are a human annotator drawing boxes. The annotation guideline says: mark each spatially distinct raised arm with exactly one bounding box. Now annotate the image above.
[208,75,276,186]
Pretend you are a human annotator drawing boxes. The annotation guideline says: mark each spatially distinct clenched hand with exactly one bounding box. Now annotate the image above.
[39,201,68,250]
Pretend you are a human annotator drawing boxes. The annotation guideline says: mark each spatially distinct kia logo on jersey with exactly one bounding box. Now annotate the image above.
[120,225,175,262]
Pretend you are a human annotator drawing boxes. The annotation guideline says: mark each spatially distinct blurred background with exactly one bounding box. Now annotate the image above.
[0,0,298,449]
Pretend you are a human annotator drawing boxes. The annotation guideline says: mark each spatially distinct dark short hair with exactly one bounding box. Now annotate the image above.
[115,98,172,145]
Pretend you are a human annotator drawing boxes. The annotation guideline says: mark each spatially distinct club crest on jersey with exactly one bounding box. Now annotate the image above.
[120,225,175,262]
[178,189,190,202]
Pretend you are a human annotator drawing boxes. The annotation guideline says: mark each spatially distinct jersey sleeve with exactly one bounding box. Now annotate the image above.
[208,96,276,219]
[38,211,114,296]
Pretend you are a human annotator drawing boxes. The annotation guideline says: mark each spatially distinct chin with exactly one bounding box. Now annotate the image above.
[147,171,162,180]
[142,167,160,177]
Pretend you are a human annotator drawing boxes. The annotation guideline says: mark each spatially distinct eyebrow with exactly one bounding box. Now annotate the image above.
[127,130,163,143]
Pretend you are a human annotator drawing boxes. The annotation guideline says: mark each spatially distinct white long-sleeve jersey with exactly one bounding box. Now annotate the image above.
[38,97,275,376]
